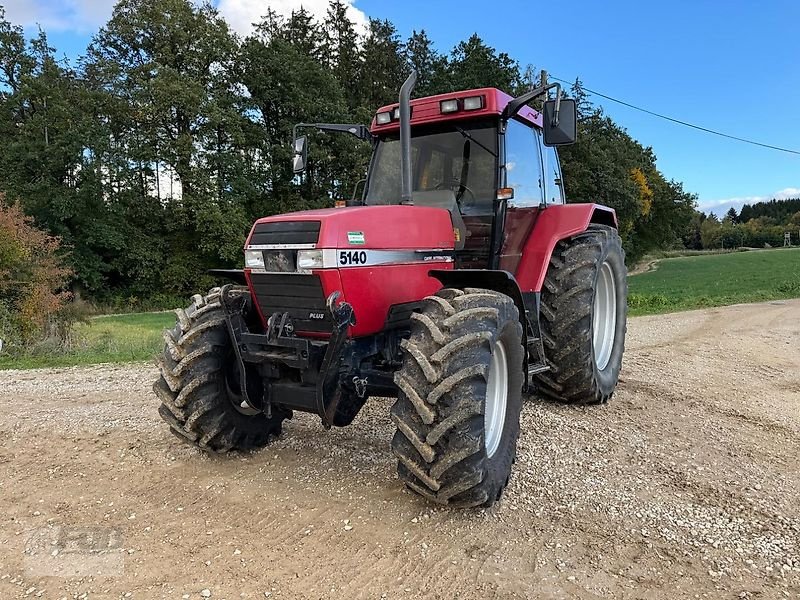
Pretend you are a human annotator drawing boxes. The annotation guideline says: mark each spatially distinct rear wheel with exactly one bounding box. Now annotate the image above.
[390,288,524,508]
[153,288,288,452]
[535,224,627,404]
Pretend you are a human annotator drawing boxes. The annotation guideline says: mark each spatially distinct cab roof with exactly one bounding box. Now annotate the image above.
[370,87,543,135]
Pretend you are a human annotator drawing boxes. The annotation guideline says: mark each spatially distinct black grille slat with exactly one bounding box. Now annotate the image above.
[250,221,321,246]
[250,272,330,333]
[251,283,326,298]
[256,298,327,311]
[251,272,319,286]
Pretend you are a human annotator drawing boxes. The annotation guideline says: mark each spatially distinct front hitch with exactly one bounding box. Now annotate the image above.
[219,286,356,427]
[317,291,356,428]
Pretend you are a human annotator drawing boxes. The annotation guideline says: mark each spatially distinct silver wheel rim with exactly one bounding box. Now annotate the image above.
[484,340,508,458]
[592,260,617,371]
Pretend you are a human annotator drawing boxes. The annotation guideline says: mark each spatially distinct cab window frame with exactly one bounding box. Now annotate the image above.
[503,118,545,209]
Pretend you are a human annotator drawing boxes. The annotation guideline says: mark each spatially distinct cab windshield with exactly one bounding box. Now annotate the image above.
[364,120,498,215]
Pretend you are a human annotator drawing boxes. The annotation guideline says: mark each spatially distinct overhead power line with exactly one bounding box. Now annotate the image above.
[550,76,800,156]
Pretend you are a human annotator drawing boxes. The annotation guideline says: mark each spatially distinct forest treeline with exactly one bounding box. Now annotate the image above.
[687,198,800,250]
[0,0,699,309]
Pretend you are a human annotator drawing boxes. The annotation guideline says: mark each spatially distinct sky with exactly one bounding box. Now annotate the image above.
[2,0,799,216]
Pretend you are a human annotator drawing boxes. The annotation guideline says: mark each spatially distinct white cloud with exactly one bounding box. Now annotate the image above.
[698,187,800,215]
[3,0,368,38]
[2,0,115,32]
[217,0,368,37]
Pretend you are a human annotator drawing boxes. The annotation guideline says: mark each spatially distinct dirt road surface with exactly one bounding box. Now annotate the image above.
[1,300,799,599]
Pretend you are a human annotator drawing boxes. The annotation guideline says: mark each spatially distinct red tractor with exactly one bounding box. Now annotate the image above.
[154,72,627,508]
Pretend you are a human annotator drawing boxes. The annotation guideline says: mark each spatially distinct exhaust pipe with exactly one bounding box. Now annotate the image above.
[399,70,417,205]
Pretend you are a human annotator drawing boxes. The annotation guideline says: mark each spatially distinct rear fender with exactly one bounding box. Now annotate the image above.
[515,203,617,293]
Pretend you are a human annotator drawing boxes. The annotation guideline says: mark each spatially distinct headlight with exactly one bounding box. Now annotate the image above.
[297,249,324,270]
[244,249,265,269]
[440,99,459,113]
[463,95,484,110]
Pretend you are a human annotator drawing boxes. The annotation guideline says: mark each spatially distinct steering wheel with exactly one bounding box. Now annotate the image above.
[435,178,476,209]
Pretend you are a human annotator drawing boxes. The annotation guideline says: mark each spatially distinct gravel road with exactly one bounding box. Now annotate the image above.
[0,300,798,599]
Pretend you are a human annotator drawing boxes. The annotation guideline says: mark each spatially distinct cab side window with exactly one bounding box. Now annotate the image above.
[542,144,565,204]
[504,119,543,207]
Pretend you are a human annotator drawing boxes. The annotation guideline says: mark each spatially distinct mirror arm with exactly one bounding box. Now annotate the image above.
[294,122,372,141]
[551,89,562,127]
[501,82,562,124]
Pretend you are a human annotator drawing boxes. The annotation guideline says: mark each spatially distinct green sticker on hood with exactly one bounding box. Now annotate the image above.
[347,231,365,245]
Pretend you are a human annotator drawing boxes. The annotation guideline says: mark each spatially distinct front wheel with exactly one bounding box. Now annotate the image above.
[535,224,628,404]
[153,288,288,452]
[390,288,524,508]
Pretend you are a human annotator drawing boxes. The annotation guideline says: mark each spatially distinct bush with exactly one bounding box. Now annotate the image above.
[0,197,75,353]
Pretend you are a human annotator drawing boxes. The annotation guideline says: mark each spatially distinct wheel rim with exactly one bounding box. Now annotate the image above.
[592,260,617,371]
[484,339,508,458]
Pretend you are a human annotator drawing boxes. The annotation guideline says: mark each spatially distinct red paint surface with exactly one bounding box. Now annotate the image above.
[338,263,450,336]
[370,88,542,134]
[247,205,456,250]
[514,203,617,292]
[245,205,457,337]
[498,207,539,274]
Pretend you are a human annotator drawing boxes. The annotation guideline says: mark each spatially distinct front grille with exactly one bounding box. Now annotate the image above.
[250,221,321,246]
[250,272,330,332]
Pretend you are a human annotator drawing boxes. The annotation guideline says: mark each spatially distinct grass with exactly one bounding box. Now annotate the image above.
[0,312,175,370]
[628,247,800,315]
[2,247,799,369]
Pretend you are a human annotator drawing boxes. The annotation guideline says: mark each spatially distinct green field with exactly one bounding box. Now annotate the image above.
[0,312,175,370]
[628,247,800,315]
[2,248,799,369]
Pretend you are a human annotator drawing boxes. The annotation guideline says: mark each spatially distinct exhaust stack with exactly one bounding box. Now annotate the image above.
[399,70,417,205]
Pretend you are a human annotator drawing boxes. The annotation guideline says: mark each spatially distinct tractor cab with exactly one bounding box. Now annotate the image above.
[293,83,577,271]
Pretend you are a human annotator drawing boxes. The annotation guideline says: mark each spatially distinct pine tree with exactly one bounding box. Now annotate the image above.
[447,34,520,92]
[322,0,361,111]
[358,18,407,109]
[406,29,447,96]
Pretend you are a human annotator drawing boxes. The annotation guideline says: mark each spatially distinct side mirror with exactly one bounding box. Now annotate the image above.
[292,135,308,174]
[543,98,577,146]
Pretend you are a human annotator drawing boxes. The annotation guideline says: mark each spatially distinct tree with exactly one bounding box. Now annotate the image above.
[83,0,251,294]
[357,19,407,110]
[406,30,447,96]
[570,77,594,122]
[700,214,722,248]
[724,206,739,224]
[447,34,520,92]
[0,196,72,347]
[322,0,361,111]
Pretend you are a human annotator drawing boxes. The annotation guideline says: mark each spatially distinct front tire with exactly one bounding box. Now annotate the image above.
[153,288,288,452]
[535,225,628,404]
[390,288,524,508]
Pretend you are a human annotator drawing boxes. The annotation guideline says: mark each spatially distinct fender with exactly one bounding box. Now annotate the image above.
[429,269,527,322]
[208,269,247,285]
[428,269,543,390]
[515,203,617,293]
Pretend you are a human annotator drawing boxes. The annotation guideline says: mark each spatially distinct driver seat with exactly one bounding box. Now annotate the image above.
[411,190,467,251]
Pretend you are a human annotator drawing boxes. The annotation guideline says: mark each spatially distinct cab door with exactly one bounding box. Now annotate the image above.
[498,119,546,274]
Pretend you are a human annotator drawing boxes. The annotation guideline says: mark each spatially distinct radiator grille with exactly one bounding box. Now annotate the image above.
[250,272,330,332]
[249,221,321,246]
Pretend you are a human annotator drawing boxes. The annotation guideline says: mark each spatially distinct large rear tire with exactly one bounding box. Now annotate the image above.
[535,224,627,404]
[153,288,288,452]
[390,288,524,508]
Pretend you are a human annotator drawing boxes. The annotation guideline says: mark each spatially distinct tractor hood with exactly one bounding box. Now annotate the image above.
[246,205,457,250]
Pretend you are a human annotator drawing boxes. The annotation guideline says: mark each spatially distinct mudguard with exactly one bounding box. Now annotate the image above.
[514,203,617,293]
